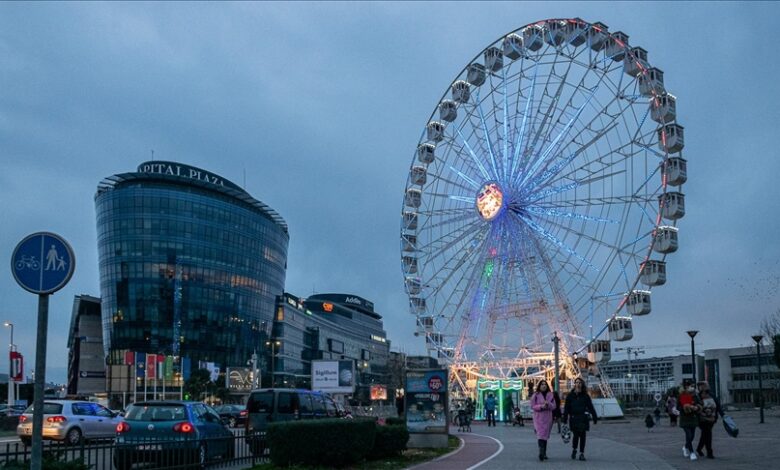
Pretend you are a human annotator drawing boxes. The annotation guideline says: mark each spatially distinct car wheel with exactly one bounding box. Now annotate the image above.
[20,437,31,447]
[66,427,83,446]
[228,417,237,428]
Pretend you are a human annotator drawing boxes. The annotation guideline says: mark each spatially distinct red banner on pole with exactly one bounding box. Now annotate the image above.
[147,354,157,379]
[124,351,135,366]
[10,351,23,382]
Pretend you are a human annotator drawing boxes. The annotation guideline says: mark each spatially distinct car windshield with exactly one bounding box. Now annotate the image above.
[124,404,187,422]
[24,403,63,414]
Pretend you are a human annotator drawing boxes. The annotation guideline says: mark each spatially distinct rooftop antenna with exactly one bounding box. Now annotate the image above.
[151,149,155,161]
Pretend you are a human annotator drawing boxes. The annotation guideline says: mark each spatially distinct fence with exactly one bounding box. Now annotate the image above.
[0,429,267,470]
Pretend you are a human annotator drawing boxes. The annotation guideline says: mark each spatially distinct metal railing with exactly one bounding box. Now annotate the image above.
[0,429,267,470]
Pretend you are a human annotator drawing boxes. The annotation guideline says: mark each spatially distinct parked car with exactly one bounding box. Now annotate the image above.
[214,404,246,428]
[244,389,339,456]
[114,401,233,470]
[16,400,122,446]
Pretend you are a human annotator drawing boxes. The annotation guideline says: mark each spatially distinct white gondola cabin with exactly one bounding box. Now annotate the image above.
[626,290,651,316]
[588,21,609,51]
[665,157,687,186]
[411,298,427,315]
[523,25,544,51]
[659,192,685,220]
[544,20,566,46]
[651,94,676,124]
[587,340,612,363]
[484,46,503,71]
[403,255,418,274]
[439,100,457,122]
[405,188,422,208]
[418,315,434,330]
[568,20,588,46]
[639,67,665,97]
[658,123,684,153]
[405,276,421,295]
[624,46,648,77]
[403,211,418,230]
[503,33,524,59]
[653,226,679,254]
[427,121,445,142]
[467,63,487,86]
[640,260,667,286]
[417,143,435,164]
[410,166,427,186]
[608,316,634,342]
[402,233,417,252]
[426,332,443,349]
[451,80,471,103]
[605,31,629,61]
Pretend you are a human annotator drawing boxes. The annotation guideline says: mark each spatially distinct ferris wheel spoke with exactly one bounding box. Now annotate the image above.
[417,218,486,262]
[512,211,599,272]
[454,127,492,180]
[474,90,501,179]
[523,58,572,172]
[520,206,620,225]
[535,194,657,208]
[445,166,481,190]
[538,216,646,262]
[517,86,599,189]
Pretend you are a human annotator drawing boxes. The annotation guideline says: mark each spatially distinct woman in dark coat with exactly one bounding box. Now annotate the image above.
[563,377,598,461]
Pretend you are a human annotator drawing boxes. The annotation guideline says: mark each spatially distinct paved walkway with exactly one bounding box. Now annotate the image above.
[407,421,671,470]
[406,409,780,469]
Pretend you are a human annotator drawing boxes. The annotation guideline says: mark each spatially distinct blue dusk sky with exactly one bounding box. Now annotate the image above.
[1,2,779,383]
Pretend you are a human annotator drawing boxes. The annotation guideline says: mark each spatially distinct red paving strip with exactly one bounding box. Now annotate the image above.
[408,432,501,470]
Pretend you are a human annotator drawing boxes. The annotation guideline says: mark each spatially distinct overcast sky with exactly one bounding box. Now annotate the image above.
[2,2,779,384]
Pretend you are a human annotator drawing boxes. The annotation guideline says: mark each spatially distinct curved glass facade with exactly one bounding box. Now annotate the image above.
[95,162,289,368]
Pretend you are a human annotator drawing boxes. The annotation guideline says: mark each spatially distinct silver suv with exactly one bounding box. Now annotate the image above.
[17,400,122,446]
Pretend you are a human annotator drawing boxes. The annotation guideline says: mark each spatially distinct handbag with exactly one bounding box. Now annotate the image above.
[561,424,571,444]
[722,415,738,438]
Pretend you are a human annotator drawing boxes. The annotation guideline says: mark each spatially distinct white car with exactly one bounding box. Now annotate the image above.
[17,400,123,446]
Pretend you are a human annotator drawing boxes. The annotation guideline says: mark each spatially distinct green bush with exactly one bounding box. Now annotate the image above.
[268,418,376,467]
[0,416,19,431]
[1,452,90,470]
[367,424,409,460]
[384,417,405,426]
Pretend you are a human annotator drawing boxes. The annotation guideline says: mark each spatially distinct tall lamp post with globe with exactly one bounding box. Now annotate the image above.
[4,322,14,406]
[751,335,765,424]
[265,340,280,387]
[686,330,699,384]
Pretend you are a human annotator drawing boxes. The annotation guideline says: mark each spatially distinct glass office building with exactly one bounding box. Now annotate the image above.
[95,161,289,369]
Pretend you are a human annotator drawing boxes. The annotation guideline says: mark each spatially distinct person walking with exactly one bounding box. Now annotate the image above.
[504,394,514,425]
[696,382,721,459]
[531,380,556,461]
[678,380,702,461]
[484,393,497,427]
[665,391,679,427]
[563,377,598,461]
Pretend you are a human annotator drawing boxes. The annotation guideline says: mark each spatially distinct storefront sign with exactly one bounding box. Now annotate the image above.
[406,369,449,434]
[312,360,355,394]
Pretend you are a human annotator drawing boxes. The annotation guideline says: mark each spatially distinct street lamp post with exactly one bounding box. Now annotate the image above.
[751,335,765,424]
[686,330,699,384]
[265,341,280,388]
[3,322,14,406]
[250,350,259,389]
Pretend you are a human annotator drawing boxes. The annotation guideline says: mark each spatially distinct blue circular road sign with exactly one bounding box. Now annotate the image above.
[11,232,75,295]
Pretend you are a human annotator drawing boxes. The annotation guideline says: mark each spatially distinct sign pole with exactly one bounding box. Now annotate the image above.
[31,294,49,470]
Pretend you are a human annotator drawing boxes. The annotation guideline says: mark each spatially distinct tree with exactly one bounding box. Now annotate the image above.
[760,308,780,369]
[184,368,213,401]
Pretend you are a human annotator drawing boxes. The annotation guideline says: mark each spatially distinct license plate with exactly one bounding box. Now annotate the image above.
[137,444,161,451]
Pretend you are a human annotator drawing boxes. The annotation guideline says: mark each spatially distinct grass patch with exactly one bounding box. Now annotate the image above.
[246,435,460,470]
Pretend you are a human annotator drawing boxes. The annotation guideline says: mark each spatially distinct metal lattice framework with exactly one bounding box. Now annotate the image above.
[401,19,685,395]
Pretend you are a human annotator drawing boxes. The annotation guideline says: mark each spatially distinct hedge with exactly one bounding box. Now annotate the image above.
[267,418,376,467]
[384,417,405,426]
[367,424,409,460]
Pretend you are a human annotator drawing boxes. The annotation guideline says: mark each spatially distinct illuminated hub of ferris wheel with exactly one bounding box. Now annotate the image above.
[400,18,686,392]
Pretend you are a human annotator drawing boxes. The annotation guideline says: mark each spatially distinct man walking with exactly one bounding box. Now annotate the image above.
[485,393,497,427]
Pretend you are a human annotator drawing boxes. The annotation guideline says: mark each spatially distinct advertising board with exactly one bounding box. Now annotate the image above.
[405,369,448,434]
[312,360,355,393]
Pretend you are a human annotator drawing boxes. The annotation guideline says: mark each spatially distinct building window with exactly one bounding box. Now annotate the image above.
[682,363,693,374]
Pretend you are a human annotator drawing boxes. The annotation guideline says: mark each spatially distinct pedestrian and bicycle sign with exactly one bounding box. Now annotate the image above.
[11,232,75,294]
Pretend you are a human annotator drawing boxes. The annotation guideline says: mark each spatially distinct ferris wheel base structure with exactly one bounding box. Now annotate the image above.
[401,18,686,402]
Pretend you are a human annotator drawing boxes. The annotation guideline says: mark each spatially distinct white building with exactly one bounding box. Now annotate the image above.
[704,345,779,406]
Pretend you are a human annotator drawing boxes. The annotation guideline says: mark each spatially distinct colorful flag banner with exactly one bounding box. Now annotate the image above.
[182,357,192,381]
[165,356,174,380]
[10,351,23,382]
[136,352,146,378]
[147,354,157,379]
[124,351,135,366]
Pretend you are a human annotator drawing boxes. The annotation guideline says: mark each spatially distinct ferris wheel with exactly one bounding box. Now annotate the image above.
[401,19,686,387]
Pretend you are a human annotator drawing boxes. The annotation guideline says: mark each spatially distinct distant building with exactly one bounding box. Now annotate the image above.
[704,345,779,406]
[95,161,288,370]
[270,292,391,403]
[599,354,704,403]
[67,295,105,395]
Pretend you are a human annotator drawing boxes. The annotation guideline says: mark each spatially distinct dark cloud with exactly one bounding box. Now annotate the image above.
[2,2,779,383]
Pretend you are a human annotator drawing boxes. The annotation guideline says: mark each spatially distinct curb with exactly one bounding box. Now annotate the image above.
[405,435,465,470]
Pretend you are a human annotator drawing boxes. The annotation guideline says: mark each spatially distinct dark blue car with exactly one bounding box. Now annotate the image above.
[114,401,233,469]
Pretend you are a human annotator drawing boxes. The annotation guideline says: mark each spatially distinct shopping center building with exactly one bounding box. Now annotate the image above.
[95,161,289,369]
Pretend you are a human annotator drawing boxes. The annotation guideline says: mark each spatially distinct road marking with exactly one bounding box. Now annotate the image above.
[465,433,504,470]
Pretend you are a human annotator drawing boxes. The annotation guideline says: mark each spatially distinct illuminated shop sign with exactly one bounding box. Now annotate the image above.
[371,334,387,343]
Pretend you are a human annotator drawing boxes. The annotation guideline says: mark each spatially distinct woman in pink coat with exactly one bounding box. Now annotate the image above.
[531,380,557,461]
